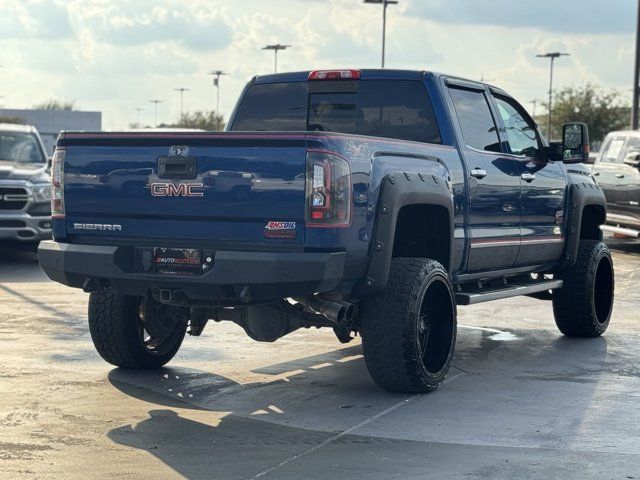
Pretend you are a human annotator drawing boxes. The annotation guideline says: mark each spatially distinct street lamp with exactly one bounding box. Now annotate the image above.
[632,0,640,129]
[149,99,162,128]
[363,0,398,68]
[133,107,143,127]
[536,51,570,140]
[174,88,190,118]
[207,70,227,114]
[262,44,290,73]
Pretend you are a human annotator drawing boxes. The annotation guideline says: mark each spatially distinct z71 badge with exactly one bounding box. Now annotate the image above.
[264,221,297,239]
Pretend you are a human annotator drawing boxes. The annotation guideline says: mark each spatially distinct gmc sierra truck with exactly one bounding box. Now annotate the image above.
[0,124,52,248]
[39,69,614,393]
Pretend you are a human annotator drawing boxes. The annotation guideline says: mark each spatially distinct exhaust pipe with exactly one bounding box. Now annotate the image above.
[294,296,346,323]
[340,301,355,322]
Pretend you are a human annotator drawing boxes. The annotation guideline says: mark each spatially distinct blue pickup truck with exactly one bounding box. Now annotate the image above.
[39,69,614,393]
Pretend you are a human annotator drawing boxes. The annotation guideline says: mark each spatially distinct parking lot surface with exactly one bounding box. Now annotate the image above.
[1,240,639,479]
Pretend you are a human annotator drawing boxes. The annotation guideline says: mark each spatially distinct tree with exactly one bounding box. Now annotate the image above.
[164,110,225,131]
[0,116,26,124]
[33,99,75,111]
[536,84,630,143]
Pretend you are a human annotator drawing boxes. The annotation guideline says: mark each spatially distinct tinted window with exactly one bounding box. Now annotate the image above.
[600,136,626,164]
[232,83,307,131]
[449,87,500,152]
[0,132,45,164]
[308,92,357,132]
[494,96,542,158]
[356,80,441,143]
[231,80,441,144]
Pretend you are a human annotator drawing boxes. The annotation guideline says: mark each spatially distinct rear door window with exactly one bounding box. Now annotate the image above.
[231,79,441,144]
[448,87,501,152]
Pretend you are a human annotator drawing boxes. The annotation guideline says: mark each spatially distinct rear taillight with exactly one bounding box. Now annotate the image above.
[51,147,65,217]
[306,151,351,227]
[308,70,361,81]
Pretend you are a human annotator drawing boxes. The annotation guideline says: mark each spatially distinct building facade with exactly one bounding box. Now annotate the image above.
[0,109,101,155]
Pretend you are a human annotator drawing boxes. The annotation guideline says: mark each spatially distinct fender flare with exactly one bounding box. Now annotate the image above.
[357,172,454,296]
[559,180,606,269]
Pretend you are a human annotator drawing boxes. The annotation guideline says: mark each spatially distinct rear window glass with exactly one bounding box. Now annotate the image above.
[231,80,441,144]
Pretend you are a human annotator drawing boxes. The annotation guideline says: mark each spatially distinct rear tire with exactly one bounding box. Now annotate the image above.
[553,240,614,337]
[88,288,186,368]
[361,258,457,393]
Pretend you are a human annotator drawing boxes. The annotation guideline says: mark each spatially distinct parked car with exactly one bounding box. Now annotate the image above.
[0,123,52,249]
[591,130,640,237]
[39,69,612,393]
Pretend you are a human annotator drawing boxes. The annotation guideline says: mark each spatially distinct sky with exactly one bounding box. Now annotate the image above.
[0,0,636,130]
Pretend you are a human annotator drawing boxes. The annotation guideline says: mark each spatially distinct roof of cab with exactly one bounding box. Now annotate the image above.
[0,123,37,133]
[250,69,507,95]
[253,69,427,84]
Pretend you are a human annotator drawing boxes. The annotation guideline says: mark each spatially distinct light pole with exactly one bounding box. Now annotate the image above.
[262,44,290,73]
[363,0,398,68]
[536,52,570,140]
[149,99,162,128]
[529,99,538,117]
[208,70,226,114]
[134,107,143,126]
[174,88,189,118]
[632,0,640,129]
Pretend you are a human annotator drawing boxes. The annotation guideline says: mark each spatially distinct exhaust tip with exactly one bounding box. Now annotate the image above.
[342,302,355,322]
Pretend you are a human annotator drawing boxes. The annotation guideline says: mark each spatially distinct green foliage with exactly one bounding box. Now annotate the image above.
[0,116,26,124]
[165,111,226,131]
[535,84,630,143]
[33,99,75,111]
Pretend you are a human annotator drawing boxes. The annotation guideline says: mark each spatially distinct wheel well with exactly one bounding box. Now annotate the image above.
[580,204,605,240]
[392,204,450,270]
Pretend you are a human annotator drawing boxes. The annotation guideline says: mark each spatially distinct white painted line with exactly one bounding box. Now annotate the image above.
[249,371,467,479]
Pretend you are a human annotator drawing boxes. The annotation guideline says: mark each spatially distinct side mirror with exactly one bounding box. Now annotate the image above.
[46,157,53,171]
[561,122,590,164]
[623,152,640,168]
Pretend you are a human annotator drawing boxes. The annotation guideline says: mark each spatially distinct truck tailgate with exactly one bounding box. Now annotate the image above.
[59,133,307,246]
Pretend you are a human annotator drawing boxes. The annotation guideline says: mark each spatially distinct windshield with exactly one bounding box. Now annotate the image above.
[0,131,46,164]
[231,80,442,144]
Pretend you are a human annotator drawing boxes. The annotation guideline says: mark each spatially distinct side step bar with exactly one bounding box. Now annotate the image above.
[455,280,563,306]
[600,225,640,238]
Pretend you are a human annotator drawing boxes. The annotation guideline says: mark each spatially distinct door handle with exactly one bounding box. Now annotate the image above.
[615,173,625,179]
[521,172,536,182]
[470,168,487,179]
[592,172,600,176]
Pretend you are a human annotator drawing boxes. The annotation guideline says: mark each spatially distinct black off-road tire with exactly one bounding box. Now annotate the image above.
[553,240,614,337]
[361,258,457,393]
[88,288,186,369]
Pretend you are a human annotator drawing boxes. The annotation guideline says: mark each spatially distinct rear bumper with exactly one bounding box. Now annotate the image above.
[38,241,346,303]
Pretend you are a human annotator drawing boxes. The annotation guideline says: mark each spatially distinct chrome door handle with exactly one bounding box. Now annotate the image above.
[470,168,487,179]
[615,173,625,178]
[521,172,536,182]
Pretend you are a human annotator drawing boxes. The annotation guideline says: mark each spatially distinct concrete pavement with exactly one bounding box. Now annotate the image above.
[0,240,639,479]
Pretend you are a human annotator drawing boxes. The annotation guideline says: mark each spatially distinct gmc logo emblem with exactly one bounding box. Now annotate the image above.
[150,183,204,197]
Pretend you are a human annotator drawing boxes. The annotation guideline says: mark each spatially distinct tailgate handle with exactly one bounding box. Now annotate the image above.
[158,156,197,179]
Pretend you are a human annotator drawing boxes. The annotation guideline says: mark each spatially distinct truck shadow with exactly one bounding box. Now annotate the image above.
[106,328,615,479]
[0,248,49,283]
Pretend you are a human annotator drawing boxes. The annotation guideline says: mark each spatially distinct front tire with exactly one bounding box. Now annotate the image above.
[553,240,614,337]
[361,258,457,393]
[88,289,186,368]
